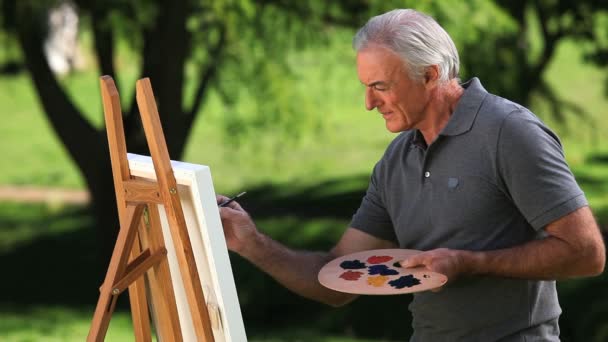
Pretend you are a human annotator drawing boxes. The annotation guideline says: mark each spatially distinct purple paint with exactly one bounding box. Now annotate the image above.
[388,275,421,289]
[367,265,399,276]
[340,259,366,269]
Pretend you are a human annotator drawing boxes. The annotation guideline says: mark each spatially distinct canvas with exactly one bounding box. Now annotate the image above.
[128,153,247,341]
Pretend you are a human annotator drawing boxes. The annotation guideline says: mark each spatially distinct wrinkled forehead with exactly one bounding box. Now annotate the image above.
[356,46,407,84]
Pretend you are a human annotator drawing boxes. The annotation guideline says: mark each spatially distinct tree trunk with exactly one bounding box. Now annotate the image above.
[14,2,195,266]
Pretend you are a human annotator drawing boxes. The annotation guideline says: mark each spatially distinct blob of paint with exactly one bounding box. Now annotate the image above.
[340,260,366,269]
[368,265,399,276]
[389,275,421,289]
[339,270,364,281]
[367,275,389,287]
[367,255,394,264]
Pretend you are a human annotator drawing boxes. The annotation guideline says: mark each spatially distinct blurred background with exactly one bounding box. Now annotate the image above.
[1,0,607,341]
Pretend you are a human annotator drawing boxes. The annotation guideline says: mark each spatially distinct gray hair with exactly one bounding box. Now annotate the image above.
[353,9,459,83]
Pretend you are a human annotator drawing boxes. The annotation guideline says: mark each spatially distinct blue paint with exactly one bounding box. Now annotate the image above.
[367,265,399,276]
[340,260,366,269]
[389,275,421,289]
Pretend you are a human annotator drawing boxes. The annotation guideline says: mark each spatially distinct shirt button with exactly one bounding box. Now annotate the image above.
[424,171,431,178]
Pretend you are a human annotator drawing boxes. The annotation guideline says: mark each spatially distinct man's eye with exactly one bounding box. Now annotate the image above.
[373,85,387,91]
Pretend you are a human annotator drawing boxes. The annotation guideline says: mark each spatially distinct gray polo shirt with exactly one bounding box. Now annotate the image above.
[351,78,587,341]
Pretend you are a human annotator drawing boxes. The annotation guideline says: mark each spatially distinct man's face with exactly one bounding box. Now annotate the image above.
[356,46,430,133]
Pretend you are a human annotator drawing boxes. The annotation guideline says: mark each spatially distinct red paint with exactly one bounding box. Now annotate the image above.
[340,270,363,281]
[367,255,393,264]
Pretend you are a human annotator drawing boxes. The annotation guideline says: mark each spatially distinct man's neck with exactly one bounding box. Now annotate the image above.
[419,79,464,145]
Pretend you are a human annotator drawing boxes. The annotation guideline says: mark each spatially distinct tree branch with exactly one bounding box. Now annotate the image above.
[533,4,562,78]
[188,24,227,122]
[124,0,191,158]
[90,5,116,81]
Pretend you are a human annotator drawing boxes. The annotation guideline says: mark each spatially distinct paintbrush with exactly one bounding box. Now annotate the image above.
[218,191,247,207]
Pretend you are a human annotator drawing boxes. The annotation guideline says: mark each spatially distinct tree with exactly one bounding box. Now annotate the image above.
[8,0,374,263]
[473,0,608,123]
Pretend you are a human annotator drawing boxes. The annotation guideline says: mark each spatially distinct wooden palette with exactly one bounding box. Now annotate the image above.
[318,249,447,295]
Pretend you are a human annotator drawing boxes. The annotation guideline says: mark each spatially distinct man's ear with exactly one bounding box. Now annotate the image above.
[424,65,440,88]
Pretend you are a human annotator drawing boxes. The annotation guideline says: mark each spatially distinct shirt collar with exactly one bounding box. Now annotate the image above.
[439,77,488,136]
[411,129,427,149]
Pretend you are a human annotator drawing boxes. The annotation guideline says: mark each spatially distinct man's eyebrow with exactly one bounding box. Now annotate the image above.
[363,80,387,87]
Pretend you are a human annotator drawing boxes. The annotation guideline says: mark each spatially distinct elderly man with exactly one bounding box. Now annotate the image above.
[218,9,605,341]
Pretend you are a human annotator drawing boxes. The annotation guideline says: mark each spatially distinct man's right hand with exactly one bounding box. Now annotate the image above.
[216,194,258,254]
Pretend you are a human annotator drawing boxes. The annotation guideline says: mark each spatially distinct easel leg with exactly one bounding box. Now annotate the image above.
[129,230,152,342]
[88,205,145,342]
[144,204,183,341]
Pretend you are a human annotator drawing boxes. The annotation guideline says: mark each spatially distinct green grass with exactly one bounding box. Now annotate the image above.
[0,306,390,342]
[0,307,386,341]
[0,202,393,341]
[0,307,135,342]
[0,76,84,188]
[0,202,90,253]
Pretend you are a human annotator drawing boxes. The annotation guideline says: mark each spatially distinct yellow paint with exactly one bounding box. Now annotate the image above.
[367,275,389,287]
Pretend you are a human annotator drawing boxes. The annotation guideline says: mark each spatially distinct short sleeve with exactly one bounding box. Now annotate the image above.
[497,110,587,230]
[350,161,398,242]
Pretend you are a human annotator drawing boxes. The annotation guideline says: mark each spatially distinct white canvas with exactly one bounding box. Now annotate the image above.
[127,153,247,342]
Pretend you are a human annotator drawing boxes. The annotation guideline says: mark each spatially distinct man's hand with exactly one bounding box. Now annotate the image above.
[216,194,258,254]
[400,248,474,286]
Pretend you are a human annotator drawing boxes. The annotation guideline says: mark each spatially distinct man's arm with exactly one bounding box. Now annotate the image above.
[402,206,605,281]
[218,195,397,307]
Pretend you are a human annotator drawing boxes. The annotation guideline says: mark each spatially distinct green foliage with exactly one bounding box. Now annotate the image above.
[220,61,320,148]
[209,2,334,148]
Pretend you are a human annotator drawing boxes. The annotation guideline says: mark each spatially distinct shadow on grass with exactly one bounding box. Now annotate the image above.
[0,175,412,340]
[0,205,110,307]
[1,173,607,341]
[235,175,370,220]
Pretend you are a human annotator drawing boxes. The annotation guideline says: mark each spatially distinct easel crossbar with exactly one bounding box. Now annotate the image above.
[124,179,163,204]
[113,247,167,295]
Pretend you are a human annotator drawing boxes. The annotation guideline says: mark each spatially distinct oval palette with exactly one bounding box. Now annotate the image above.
[318,249,447,295]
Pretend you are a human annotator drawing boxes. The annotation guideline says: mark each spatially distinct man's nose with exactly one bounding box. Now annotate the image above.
[365,87,377,111]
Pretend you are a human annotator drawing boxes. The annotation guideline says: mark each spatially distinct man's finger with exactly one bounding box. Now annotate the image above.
[216,195,229,205]
[400,256,422,269]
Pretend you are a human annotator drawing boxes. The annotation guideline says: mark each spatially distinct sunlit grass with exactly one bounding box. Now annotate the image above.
[0,306,393,342]
[0,307,134,342]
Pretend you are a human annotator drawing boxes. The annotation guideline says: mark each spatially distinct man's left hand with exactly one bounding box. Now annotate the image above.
[400,248,475,288]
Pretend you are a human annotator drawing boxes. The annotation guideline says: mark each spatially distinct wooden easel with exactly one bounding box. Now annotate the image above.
[88,76,215,341]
